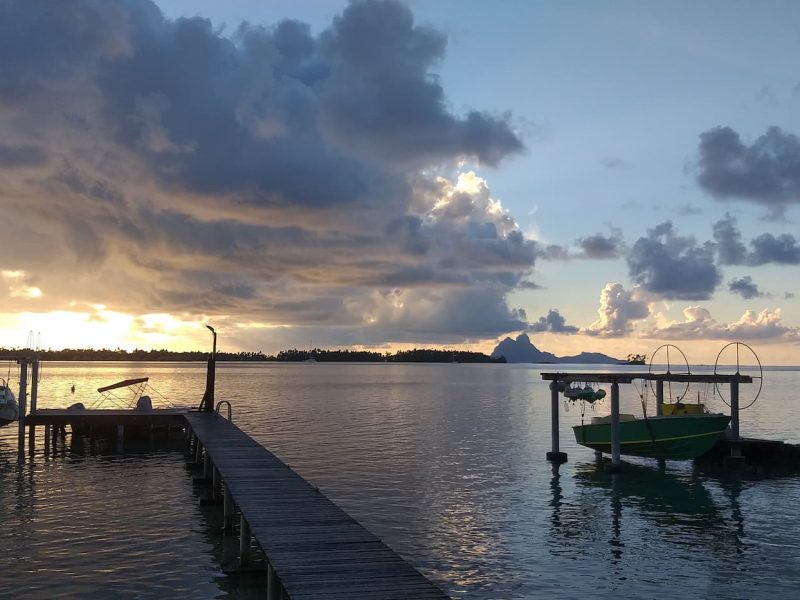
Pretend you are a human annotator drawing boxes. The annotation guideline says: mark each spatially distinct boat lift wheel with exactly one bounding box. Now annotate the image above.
[648,344,691,402]
[713,341,763,410]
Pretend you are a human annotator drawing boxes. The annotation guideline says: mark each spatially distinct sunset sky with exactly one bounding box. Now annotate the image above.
[1,1,799,363]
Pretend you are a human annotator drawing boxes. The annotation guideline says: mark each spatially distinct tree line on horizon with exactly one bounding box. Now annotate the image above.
[0,346,505,363]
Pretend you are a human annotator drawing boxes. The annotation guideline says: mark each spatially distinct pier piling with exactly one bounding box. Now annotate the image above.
[239,515,251,566]
[17,360,28,463]
[546,380,567,463]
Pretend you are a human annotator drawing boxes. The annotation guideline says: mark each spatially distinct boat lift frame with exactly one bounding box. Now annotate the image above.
[541,372,753,471]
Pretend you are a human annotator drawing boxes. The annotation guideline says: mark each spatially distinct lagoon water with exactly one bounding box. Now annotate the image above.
[2,361,800,598]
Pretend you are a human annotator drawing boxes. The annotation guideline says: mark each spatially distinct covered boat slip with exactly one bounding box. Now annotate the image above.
[541,372,753,470]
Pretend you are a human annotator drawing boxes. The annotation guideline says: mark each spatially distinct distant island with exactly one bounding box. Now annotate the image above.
[490,333,625,364]
[0,347,505,364]
[0,337,640,365]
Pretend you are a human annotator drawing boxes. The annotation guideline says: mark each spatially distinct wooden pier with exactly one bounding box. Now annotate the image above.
[185,411,449,600]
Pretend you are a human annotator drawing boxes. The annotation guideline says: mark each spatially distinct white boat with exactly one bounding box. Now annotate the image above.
[0,379,19,426]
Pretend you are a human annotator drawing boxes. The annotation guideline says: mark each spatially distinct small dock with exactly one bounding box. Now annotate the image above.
[185,412,449,599]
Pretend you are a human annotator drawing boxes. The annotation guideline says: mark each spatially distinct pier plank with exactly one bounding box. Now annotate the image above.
[184,412,448,599]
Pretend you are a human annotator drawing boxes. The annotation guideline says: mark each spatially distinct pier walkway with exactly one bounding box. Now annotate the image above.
[185,412,448,600]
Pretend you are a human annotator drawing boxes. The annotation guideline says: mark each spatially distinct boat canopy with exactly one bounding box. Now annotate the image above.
[97,377,149,393]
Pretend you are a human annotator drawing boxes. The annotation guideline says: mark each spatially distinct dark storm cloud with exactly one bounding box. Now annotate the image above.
[728,276,764,299]
[712,214,800,266]
[0,0,533,346]
[627,221,720,300]
[528,309,578,334]
[749,233,800,265]
[712,214,747,265]
[696,126,800,214]
[319,0,524,167]
[577,233,622,259]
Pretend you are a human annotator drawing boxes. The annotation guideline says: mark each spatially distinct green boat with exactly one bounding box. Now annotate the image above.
[573,413,731,460]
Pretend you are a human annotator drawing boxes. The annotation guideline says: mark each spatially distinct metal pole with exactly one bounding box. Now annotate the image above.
[610,381,621,468]
[656,379,664,416]
[201,325,217,412]
[17,360,28,463]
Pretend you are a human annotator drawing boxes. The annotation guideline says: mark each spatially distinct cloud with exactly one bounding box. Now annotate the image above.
[650,307,799,342]
[576,233,623,259]
[627,221,720,300]
[712,214,748,265]
[0,1,532,349]
[601,157,624,168]
[728,276,765,299]
[318,0,524,167]
[749,233,800,265]
[712,214,800,265]
[585,283,650,337]
[528,309,578,334]
[696,126,800,215]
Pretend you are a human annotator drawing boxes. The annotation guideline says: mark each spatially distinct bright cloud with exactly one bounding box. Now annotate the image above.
[650,307,799,342]
[585,283,651,337]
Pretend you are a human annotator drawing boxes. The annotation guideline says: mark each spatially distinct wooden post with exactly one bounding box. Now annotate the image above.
[203,452,211,480]
[194,440,203,464]
[44,424,51,455]
[28,358,39,452]
[117,424,124,453]
[239,515,251,566]
[223,485,234,534]
[655,379,664,416]
[267,564,281,600]
[17,360,28,463]
[608,381,622,471]
[212,467,220,500]
[546,380,567,462]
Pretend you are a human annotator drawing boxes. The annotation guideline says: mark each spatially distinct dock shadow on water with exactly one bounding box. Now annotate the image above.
[0,428,268,599]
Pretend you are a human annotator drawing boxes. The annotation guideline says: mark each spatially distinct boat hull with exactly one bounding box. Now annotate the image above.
[573,414,731,460]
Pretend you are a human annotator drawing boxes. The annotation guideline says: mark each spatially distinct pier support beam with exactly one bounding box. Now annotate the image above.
[223,485,234,534]
[239,515,251,566]
[546,381,567,463]
[267,564,282,600]
[655,379,664,416]
[116,424,124,453]
[607,381,623,472]
[725,380,745,469]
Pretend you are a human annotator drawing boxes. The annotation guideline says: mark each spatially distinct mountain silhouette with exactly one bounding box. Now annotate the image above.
[490,333,623,364]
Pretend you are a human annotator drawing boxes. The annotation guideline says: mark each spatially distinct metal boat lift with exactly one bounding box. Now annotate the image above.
[540,372,753,471]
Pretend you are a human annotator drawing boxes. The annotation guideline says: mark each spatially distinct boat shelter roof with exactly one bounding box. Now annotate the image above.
[541,372,753,384]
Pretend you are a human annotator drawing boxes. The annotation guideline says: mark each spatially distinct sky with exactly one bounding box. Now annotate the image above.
[1,0,799,363]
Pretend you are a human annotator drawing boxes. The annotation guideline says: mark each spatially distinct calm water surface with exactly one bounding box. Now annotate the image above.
[2,361,800,598]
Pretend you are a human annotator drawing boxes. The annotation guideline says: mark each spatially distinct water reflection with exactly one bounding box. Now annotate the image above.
[0,427,266,598]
